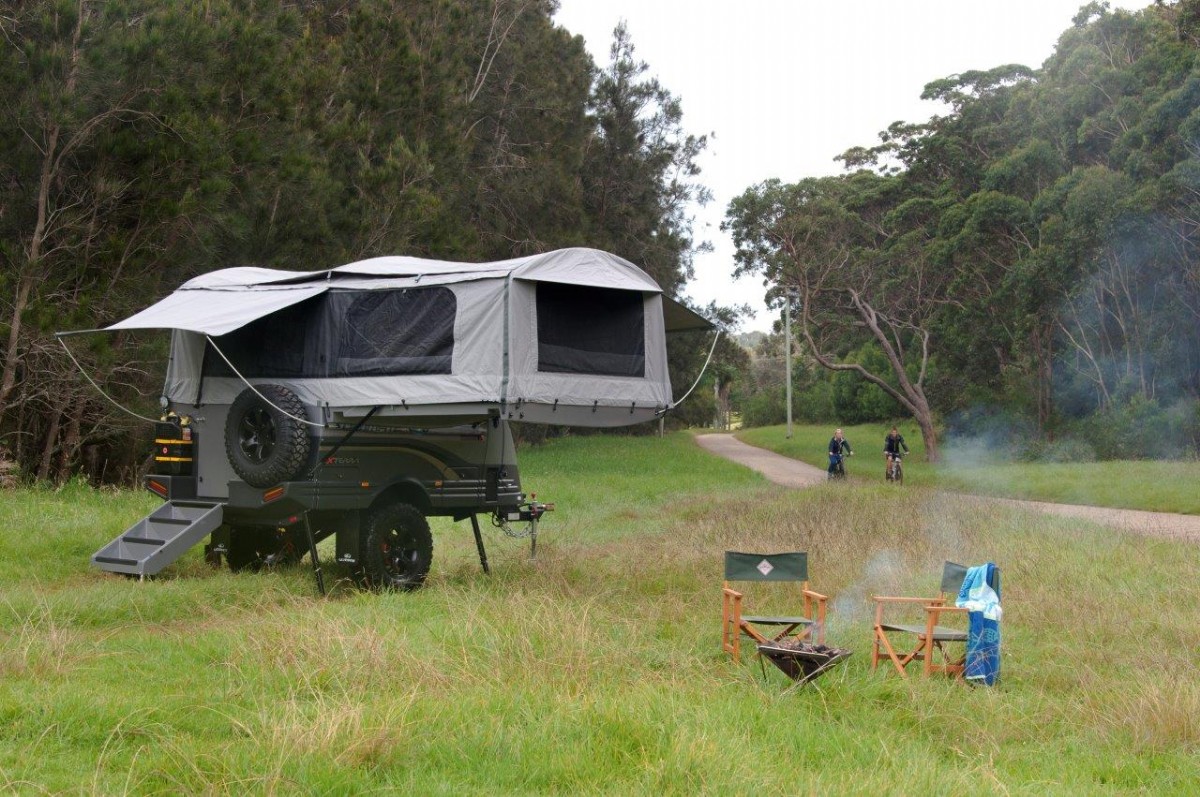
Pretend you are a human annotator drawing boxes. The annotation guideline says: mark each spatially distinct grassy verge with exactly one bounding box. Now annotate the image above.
[738,423,1200,514]
[1,432,1198,793]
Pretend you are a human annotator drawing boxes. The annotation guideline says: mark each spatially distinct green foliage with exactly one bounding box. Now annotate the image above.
[1064,395,1199,460]
[739,389,786,428]
[831,345,901,423]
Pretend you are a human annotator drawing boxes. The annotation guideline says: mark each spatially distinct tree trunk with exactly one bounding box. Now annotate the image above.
[56,403,84,484]
[915,411,939,464]
[1031,321,1055,437]
[0,275,36,423]
[37,402,65,483]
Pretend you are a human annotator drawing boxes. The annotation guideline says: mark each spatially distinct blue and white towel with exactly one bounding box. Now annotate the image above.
[955,563,1001,685]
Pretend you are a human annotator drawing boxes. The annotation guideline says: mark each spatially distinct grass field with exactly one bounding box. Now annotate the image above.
[738,423,1200,514]
[1,432,1198,793]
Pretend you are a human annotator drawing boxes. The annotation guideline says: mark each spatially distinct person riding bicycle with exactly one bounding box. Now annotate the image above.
[884,426,909,479]
[828,428,853,477]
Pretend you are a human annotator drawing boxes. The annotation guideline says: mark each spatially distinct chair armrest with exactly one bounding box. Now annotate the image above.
[872,596,944,604]
[723,586,743,599]
[873,595,943,629]
[802,588,828,645]
[923,604,968,642]
[925,605,968,624]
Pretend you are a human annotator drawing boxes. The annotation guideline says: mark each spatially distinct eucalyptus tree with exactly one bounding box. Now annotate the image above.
[725,173,947,460]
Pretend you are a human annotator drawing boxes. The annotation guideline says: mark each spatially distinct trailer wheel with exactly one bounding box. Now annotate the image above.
[225,385,312,488]
[361,502,433,590]
[226,527,303,572]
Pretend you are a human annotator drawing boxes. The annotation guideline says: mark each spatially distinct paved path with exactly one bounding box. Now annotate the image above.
[695,434,1200,543]
[695,433,829,488]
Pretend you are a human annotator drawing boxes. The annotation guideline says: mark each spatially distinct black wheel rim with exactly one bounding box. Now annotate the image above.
[378,526,421,581]
[238,407,276,463]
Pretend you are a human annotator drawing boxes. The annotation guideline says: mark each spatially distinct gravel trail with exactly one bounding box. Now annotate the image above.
[695,433,1200,543]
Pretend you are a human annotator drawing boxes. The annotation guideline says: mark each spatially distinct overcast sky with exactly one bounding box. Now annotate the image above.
[553,0,1150,333]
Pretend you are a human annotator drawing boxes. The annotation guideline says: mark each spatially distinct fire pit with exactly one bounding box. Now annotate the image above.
[756,639,852,684]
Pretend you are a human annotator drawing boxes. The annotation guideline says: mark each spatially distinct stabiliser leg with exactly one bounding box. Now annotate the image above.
[302,512,325,596]
[470,514,490,575]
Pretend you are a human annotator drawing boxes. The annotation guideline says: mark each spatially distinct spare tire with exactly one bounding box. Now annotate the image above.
[224,384,313,487]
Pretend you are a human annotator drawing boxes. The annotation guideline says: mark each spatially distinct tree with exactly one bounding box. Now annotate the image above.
[581,22,711,296]
[725,174,947,461]
[1,2,718,480]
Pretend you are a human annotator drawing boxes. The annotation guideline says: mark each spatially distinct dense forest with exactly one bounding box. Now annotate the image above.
[728,1,1200,461]
[0,0,712,482]
[3,2,1198,483]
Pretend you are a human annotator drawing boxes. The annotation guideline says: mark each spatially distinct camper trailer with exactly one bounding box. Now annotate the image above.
[82,248,709,589]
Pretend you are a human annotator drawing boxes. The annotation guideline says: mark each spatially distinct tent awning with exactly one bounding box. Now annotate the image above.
[95,248,713,337]
[662,296,714,333]
[105,285,327,336]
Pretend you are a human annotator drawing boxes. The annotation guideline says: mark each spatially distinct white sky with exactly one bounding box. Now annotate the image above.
[553,0,1150,332]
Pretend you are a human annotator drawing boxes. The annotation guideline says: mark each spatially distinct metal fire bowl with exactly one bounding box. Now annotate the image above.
[756,643,853,684]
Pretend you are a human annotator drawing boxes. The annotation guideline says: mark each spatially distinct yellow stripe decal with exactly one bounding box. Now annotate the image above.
[154,456,194,463]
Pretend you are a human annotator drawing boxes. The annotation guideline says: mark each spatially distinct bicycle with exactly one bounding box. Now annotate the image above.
[828,451,852,481]
[885,453,903,484]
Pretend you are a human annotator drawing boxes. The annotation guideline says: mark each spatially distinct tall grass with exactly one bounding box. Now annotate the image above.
[739,423,1200,514]
[0,433,1197,793]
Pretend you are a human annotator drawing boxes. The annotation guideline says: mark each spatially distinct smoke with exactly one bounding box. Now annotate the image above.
[941,406,1033,468]
[831,549,904,623]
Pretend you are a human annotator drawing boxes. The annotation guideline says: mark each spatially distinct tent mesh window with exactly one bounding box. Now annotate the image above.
[202,298,318,378]
[536,282,645,377]
[331,288,456,376]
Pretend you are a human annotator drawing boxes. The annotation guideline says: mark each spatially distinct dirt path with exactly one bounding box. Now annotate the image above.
[695,434,1200,543]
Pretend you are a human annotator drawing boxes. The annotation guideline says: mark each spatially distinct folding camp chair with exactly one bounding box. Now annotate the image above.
[871,561,1000,678]
[722,551,827,664]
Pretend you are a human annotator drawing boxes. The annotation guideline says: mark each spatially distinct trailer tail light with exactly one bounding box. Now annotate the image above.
[263,487,285,503]
[147,479,168,498]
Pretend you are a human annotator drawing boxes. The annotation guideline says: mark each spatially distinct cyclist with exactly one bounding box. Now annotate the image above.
[884,426,909,480]
[828,428,853,478]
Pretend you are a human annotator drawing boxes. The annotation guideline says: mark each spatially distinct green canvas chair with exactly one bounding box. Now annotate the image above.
[722,551,828,663]
[871,560,1000,678]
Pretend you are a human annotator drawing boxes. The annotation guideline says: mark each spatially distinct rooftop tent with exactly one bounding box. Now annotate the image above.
[107,248,711,427]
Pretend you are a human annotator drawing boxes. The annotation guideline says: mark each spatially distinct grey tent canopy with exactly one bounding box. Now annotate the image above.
[106,248,712,427]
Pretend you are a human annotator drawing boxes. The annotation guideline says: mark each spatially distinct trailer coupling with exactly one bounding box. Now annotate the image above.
[492,494,554,559]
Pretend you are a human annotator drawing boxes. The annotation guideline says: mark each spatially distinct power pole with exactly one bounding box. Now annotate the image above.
[784,292,793,439]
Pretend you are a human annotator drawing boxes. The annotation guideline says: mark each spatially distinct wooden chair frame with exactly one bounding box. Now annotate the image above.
[871,561,975,679]
[721,551,827,664]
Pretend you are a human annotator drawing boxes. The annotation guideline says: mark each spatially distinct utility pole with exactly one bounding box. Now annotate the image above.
[784,290,793,439]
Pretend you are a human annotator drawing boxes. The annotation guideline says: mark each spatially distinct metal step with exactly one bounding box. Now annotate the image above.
[91,500,224,577]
